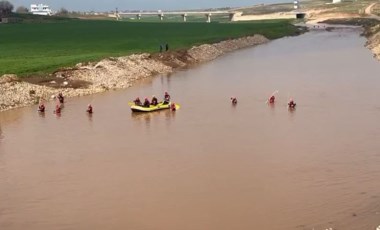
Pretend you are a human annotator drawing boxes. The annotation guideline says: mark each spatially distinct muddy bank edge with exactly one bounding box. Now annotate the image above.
[364,24,380,60]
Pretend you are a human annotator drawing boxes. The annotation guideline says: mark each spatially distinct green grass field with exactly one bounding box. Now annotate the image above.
[0,19,299,77]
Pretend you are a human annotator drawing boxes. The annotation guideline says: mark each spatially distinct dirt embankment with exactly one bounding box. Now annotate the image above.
[0,35,269,112]
[363,24,380,60]
[318,17,380,60]
[306,1,380,60]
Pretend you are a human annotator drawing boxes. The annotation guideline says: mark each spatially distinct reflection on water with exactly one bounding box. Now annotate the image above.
[38,112,46,118]
[267,102,275,109]
[1,29,380,230]
[0,109,22,125]
[288,106,296,112]
[86,113,93,122]
[288,106,296,111]
[131,109,177,127]
[131,111,153,126]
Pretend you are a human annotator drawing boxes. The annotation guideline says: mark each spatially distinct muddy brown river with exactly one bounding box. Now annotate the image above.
[1,29,380,230]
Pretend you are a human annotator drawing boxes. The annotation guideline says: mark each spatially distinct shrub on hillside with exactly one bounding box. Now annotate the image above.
[56,7,69,16]
[15,6,28,14]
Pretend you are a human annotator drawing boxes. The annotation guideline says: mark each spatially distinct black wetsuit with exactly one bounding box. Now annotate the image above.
[38,105,45,112]
[151,97,158,106]
[58,95,64,104]
[134,99,142,106]
[288,102,296,108]
[163,95,170,104]
[143,100,150,107]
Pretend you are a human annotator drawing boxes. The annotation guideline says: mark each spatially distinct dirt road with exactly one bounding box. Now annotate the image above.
[365,2,380,20]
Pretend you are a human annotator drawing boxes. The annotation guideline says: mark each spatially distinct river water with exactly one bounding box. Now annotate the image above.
[1,29,380,230]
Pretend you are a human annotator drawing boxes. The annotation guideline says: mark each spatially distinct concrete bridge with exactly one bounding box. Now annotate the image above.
[116,11,243,22]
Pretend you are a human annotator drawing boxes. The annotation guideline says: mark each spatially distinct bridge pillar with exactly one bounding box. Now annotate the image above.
[229,13,235,21]
[158,13,164,21]
[228,12,242,21]
[136,14,141,20]
[205,13,211,23]
[182,13,187,22]
[115,8,120,21]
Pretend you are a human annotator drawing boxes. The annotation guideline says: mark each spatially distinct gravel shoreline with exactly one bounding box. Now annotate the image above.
[0,35,269,112]
[317,18,380,61]
[364,24,380,60]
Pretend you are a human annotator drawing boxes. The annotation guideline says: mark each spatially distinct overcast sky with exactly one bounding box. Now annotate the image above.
[10,0,288,12]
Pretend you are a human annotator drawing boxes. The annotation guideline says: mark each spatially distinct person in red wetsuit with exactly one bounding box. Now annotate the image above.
[288,98,296,109]
[54,104,61,114]
[269,95,275,104]
[230,97,237,105]
[170,102,176,111]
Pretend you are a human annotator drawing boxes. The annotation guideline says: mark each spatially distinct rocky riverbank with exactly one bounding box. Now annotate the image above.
[0,35,269,112]
[363,23,380,60]
[318,18,380,61]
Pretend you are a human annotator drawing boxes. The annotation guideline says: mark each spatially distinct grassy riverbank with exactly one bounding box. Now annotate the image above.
[0,19,299,77]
